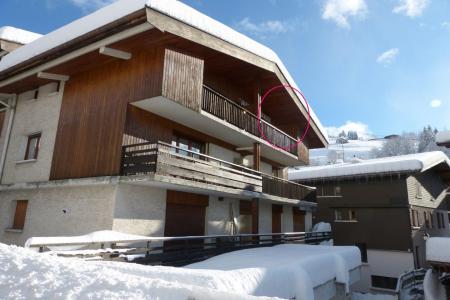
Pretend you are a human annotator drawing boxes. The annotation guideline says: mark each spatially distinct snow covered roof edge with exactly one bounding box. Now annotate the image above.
[289,151,450,181]
[0,0,328,143]
[0,26,42,45]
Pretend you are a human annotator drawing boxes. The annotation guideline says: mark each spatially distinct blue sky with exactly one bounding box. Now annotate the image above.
[1,0,449,138]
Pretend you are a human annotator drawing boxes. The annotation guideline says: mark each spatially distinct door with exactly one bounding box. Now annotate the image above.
[164,191,208,250]
[293,207,306,232]
[272,204,283,233]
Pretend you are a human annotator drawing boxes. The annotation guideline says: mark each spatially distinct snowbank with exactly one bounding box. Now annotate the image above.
[290,151,450,180]
[312,222,331,232]
[423,269,447,300]
[426,237,450,263]
[0,0,327,141]
[0,26,42,45]
[25,230,150,250]
[0,242,360,299]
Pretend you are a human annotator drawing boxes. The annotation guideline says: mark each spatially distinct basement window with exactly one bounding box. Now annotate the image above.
[334,208,357,222]
[371,275,398,290]
[11,200,28,230]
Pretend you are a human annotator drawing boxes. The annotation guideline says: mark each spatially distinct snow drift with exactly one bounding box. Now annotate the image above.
[0,242,360,299]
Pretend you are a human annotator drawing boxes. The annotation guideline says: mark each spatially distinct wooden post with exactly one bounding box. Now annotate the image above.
[251,198,259,235]
[253,142,261,171]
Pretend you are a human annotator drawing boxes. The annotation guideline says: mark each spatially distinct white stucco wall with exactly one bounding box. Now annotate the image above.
[206,196,239,235]
[282,204,293,232]
[112,183,166,237]
[2,83,63,184]
[0,184,116,246]
[258,201,272,234]
[352,249,415,293]
[305,211,313,231]
[208,143,241,164]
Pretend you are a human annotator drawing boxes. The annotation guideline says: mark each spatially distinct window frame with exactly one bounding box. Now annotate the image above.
[24,132,41,161]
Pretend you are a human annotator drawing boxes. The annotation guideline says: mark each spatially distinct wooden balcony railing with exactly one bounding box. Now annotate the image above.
[202,85,298,156]
[262,174,316,202]
[121,142,315,202]
[121,141,262,193]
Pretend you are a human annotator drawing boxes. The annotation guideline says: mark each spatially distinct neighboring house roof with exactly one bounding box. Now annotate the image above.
[289,151,450,181]
[436,131,450,147]
[0,26,42,45]
[0,0,328,143]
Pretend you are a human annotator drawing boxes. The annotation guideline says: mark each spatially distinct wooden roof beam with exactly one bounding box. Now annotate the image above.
[99,46,132,60]
[37,72,70,82]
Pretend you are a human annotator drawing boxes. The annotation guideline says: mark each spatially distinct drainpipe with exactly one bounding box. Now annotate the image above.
[0,94,17,182]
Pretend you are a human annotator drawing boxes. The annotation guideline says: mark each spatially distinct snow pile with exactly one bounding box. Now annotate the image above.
[426,237,450,263]
[423,269,447,300]
[312,222,331,232]
[25,230,150,250]
[187,244,361,299]
[0,242,360,300]
[0,26,42,45]
[290,151,450,180]
[0,0,327,142]
[351,292,396,299]
[436,131,450,145]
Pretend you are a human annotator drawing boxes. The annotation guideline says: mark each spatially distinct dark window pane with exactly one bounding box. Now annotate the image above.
[371,275,398,290]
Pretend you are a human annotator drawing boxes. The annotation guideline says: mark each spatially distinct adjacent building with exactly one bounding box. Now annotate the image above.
[289,152,450,293]
[437,131,450,148]
[0,0,328,246]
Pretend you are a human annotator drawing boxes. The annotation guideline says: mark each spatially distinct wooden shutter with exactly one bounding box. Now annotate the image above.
[13,200,28,230]
[272,204,283,233]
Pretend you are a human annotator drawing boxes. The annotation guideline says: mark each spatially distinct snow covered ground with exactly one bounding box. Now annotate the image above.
[309,139,384,166]
[351,292,396,299]
[0,242,360,299]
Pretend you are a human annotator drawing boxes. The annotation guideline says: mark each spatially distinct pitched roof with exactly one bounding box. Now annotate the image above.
[0,26,42,45]
[0,0,327,142]
[289,151,450,181]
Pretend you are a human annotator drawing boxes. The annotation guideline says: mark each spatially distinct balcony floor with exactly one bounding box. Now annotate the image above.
[132,96,300,166]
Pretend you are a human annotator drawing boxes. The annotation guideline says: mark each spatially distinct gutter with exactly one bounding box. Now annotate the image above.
[0,94,16,182]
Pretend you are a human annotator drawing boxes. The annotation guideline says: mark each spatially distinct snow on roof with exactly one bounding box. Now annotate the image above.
[0,0,327,142]
[25,230,150,249]
[0,26,42,45]
[0,242,360,299]
[289,151,450,181]
[436,131,450,145]
[426,237,450,263]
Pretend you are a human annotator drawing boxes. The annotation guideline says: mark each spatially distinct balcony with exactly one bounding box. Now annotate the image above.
[120,142,315,203]
[202,85,298,156]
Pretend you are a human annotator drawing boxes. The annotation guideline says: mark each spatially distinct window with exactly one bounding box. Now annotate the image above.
[171,134,204,159]
[430,213,434,229]
[334,208,357,222]
[12,200,28,230]
[411,210,418,227]
[424,212,430,229]
[415,182,422,198]
[355,243,368,263]
[24,133,41,160]
[371,275,398,290]
[319,184,342,197]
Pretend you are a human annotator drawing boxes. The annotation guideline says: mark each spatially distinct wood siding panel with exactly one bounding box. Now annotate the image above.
[162,49,204,112]
[50,47,164,180]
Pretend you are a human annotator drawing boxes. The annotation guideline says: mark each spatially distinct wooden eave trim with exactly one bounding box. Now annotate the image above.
[0,9,148,82]
[145,8,327,147]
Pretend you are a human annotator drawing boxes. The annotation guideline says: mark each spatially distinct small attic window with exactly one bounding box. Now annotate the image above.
[415,182,422,199]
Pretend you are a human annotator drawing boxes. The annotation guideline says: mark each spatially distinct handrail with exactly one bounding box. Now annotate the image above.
[261,173,316,191]
[123,141,262,177]
[202,85,299,153]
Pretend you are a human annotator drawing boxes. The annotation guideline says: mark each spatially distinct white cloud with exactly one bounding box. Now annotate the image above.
[376,48,400,66]
[325,121,373,139]
[430,99,442,108]
[322,0,368,29]
[235,18,294,38]
[68,0,117,11]
[393,0,429,18]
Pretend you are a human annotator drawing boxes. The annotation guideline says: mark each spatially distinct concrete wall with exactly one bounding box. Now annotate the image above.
[282,204,293,232]
[0,184,116,246]
[259,201,272,233]
[1,83,63,184]
[206,196,240,235]
[112,183,166,237]
[352,249,414,293]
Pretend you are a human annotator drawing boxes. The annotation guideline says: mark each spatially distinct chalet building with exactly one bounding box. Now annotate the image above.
[0,0,328,246]
[289,152,450,293]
